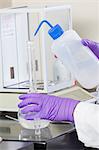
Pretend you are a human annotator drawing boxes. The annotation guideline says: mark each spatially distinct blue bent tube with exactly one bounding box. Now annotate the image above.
[34,20,53,36]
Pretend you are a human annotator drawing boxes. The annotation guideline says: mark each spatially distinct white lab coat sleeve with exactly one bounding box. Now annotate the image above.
[74,101,99,148]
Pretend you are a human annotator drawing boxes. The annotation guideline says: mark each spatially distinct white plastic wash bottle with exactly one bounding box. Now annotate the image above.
[34,20,99,89]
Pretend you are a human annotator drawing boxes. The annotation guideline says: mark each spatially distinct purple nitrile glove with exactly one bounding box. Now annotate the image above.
[81,39,99,59]
[18,93,79,122]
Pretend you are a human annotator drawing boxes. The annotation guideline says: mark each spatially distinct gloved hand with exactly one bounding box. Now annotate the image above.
[18,93,79,122]
[81,39,99,59]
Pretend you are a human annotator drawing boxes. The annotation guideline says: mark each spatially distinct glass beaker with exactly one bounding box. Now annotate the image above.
[18,109,49,131]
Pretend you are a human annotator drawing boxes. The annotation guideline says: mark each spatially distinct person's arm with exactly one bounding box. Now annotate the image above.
[74,101,99,149]
[18,93,79,122]
[81,39,99,59]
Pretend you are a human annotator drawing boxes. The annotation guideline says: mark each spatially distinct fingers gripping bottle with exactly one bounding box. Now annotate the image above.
[34,20,99,89]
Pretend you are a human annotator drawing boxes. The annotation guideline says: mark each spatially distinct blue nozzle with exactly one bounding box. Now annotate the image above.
[34,19,64,40]
[34,20,53,36]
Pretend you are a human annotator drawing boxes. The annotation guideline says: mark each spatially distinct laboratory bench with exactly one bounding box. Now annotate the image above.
[0,114,98,150]
[0,130,98,150]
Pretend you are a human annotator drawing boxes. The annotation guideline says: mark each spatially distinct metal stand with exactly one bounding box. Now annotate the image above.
[34,142,47,150]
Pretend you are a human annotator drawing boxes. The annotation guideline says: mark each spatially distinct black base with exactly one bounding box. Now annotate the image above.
[34,142,47,150]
